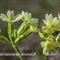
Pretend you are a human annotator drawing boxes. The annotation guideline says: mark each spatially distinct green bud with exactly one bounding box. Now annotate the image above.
[47,35,55,42]
[42,26,54,35]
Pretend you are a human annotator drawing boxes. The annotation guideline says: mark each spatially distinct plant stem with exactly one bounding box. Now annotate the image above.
[46,56,49,60]
[13,44,24,60]
[15,29,32,43]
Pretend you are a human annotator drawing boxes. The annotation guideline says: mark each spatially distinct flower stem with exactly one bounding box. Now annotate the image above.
[46,56,49,60]
[13,44,24,60]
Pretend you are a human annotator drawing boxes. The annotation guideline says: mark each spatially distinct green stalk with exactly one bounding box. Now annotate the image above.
[8,23,12,35]
[15,29,32,43]
[17,22,28,36]
[9,34,24,60]
[13,44,24,60]
[8,22,14,43]
[46,56,49,60]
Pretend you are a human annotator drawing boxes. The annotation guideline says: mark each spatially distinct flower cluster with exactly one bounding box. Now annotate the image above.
[0,10,60,58]
[0,10,39,60]
[0,10,39,44]
[39,14,60,55]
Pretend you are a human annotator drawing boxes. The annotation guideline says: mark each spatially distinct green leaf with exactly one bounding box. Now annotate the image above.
[0,13,7,21]
[0,35,10,43]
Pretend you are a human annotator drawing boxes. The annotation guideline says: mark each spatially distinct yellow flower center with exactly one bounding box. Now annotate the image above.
[47,23,52,27]
[45,41,52,50]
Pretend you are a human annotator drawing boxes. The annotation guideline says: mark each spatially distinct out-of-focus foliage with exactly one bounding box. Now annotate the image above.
[40,0,55,10]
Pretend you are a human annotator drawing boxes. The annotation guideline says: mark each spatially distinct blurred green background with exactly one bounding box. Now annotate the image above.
[0,0,60,60]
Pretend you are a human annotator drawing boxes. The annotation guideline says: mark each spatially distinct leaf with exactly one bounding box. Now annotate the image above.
[0,35,10,43]
[0,13,7,21]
